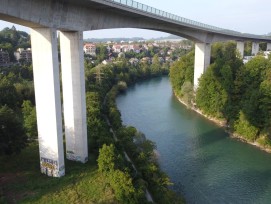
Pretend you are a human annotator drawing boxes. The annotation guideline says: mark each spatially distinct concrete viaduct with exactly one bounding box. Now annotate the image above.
[1,0,271,177]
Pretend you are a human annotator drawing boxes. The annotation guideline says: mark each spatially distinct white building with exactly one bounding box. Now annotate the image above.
[14,48,32,63]
[83,43,96,56]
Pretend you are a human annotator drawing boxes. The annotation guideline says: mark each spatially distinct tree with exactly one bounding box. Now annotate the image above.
[169,50,194,94]
[96,44,108,62]
[97,144,121,174]
[234,111,259,141]
[0,105,27,155]
[0,76,19,108]
[150,54,161,76]
[196,42,243,120]
[109,169,137,204]
[181,81,194,107]
[22,100,37,140]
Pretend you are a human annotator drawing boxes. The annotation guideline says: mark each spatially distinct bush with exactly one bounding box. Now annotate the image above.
[0,105,27,155]
[234,111,259,141]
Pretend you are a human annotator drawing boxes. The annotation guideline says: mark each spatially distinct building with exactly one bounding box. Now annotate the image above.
[0,50,10,66]
[263,51,271,59]
[129,58,139,66]
[14,48,32,63]
[243,56,254,64]
[83,43,96,56]
[141,57,151,64]
[112,44,122,53]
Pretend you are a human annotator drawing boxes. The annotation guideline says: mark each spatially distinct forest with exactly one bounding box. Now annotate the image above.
[170,41,271,148]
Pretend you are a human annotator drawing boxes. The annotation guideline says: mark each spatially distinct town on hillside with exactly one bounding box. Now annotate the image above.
[0,26,194,68]
[1,26,270,68]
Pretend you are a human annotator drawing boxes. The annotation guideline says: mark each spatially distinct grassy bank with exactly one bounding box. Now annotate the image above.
[0,143,117,203]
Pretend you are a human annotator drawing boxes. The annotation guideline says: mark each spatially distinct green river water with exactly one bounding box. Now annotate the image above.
[116,76,271,204]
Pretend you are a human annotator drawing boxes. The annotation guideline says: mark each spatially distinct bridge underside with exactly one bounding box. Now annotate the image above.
[1,0,270,43]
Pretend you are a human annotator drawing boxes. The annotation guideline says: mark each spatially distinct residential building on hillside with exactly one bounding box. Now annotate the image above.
[112,44,142,53]
[83,43,96,56]
[14,48,32,63]
[129,58,139,66]
[263,51,271,59]
[112,44,122,53]
[141,57,151,64]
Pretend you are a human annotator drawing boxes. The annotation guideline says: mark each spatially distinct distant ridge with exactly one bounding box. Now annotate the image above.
[84,34,183,43]
[85,37,144,43]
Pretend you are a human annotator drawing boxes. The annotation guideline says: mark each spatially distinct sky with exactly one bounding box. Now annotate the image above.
[0,0,270,39]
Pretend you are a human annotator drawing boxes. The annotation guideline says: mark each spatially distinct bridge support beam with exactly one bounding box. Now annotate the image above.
[252,42,259,55]
[31,28,65,177]
[194,42,211,88]
[60,31,88,163]
[236,41,244,58]
[267,43,271,51]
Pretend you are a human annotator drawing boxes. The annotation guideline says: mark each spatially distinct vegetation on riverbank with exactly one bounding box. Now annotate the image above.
[85,56,185,203]
[170,41,271,152]
[0,26,187,204]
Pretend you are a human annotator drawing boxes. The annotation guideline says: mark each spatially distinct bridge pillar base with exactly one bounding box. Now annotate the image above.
[252,42,259,55]
[31,28,65,177]
[194,42,211,88]
[267,43,271,51]
[60,31,88,163]
[236,41,244,58]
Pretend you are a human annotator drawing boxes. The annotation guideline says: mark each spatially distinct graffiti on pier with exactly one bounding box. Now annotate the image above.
[40,157,64,177]
[66,151,88,163]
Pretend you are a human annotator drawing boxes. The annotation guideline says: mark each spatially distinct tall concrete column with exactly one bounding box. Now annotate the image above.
[31,28,65,177]
[267,43,271,51]
[60,31,88,163]
[194,42,211,88]
[252,42,259,55]
[236,41,244,58]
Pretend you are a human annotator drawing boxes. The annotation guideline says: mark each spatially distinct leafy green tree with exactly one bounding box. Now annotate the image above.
[0,105,27,155]
[14,81,35,104]
[196,42,243,120]
[0,76,19,108]
[86,92,113,149]
[96,44,108,62]
[22,100,37,140]
[117,81,128,92]
[181,81,194,107]
[244,41,252,56]
[234,111,259,141]
[109,169,137,204]
[150,54,161,76]
[97,144,121,173]
[169,50,194,95]
[239,56,269,127]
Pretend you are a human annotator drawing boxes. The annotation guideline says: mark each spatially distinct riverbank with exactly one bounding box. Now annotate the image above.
[106,82,185,204]
[174,92,271,154]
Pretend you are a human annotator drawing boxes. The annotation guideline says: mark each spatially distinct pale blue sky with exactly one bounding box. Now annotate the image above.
[0,0,270,39]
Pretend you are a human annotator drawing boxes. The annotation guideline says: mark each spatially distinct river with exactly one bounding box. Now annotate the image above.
[116,76,271,204]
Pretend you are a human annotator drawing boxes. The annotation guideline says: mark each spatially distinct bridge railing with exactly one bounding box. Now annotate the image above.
[107,0,270,39]
[110,0,224,32]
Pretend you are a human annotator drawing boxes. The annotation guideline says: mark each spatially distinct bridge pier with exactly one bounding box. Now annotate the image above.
[236,41,244,58]
[267,43,271,51]
[252,42,259,55]
[60,31,88,163]
[31,28,65,177]
[194,42,211,88]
